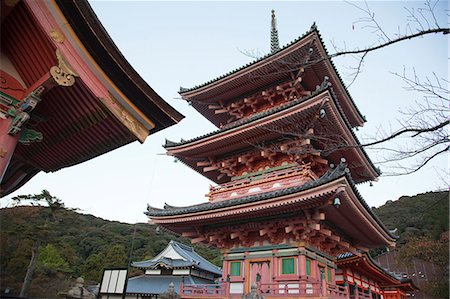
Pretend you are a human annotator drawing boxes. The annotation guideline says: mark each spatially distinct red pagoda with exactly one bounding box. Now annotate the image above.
[147,13,414,299]
[0,0,183,196]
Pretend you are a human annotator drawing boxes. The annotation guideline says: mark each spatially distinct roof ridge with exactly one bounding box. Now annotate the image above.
[179,24,317,94]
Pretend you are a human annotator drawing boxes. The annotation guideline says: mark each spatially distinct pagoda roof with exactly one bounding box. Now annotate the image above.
[147,163,396,248]
[336,251,418,291]
[0,0,183,196]
[179,24,365,128]
[165,86,380,184]
[131,240,222,276]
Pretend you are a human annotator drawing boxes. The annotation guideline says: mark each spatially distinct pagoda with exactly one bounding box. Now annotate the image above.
[0,0,183,196]
[147,13,399,299]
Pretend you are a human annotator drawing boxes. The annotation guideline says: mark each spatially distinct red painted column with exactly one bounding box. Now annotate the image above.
[0,118,19,183]
[298,254,306,295]
[269,249,278,282]
[299,254,306,276]
[311,259,318,280]
[222,255,229,280]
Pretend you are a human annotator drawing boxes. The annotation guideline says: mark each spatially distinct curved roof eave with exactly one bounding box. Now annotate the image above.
[54,0,184,131]
[179,24,365,126]
[165,87,380,181]
[336,252,402,284]
[147,163,395,242]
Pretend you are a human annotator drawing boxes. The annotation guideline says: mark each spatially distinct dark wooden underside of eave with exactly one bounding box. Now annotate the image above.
[55,0,184,131]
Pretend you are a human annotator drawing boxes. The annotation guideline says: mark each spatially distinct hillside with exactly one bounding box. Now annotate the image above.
[0,191,448,298]
[0,206,220,298]
[372,190,449,245]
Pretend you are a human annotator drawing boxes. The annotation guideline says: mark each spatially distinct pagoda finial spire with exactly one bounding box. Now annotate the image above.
[270,9,280,53]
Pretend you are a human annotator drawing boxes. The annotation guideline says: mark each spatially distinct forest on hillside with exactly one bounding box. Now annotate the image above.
[0,190,448,298]
[372,191,449,298]
[0,204,220,297]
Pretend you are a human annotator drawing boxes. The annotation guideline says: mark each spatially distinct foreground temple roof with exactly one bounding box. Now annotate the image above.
[0,0,183,195]
[54,0,184,129]
[179,24,365,128]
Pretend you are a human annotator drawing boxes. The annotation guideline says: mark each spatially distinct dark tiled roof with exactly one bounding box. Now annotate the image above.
[147,162,347,217]
[179,23,364,123]
[179,25,316,93]
[146,163,393,239]
[126,275,213,295]
[131,240,222,276]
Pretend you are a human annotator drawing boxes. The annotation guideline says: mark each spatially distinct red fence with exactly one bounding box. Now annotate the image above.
[180,279,349,298]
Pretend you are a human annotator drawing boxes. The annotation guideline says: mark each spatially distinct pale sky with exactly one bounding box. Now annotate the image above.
[2,1,448,224]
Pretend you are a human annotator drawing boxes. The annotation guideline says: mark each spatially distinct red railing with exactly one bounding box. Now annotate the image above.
[180,282,228,296]
[180,279,349,298]
[258,280,322,296]
[327,283,349,298]
[350,289,372,299]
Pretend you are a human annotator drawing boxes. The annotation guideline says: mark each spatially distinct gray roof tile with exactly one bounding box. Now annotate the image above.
[131,240,222,276]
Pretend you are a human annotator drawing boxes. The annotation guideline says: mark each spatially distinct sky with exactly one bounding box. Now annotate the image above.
[1,1,448,224]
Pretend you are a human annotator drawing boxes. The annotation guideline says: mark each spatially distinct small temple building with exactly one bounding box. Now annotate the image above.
[0,0,183,196]
[146,12,416,299]
[336,252,417,299]
[98,241,222,299]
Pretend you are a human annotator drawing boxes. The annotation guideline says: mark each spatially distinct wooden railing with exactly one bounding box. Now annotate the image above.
[180,282,228,296]
[349,289,372,299]
[258,280,322,296]
[327,283,349,298]
[180,279,349,298]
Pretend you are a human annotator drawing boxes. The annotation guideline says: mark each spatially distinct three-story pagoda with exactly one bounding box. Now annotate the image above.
[147,17,398,299]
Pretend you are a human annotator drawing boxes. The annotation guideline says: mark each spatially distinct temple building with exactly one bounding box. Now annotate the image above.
[0,0,183,196]
[336,252,416,299]
[98,241,222,299]
[146,12,415,299]
[128,240,222,297]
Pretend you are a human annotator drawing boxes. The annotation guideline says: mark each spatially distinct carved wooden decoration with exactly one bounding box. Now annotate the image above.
[50,49,78,87]
[98,93,149,143]
[49,29,65,44]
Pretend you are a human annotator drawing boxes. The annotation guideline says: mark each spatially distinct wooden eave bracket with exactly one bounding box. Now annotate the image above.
[98,92,149,143]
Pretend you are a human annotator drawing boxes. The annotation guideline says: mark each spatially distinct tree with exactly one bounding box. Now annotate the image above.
[243,0,448,179]
[82,254,105,282]
[104,244,128,268]
[330,0,449,177]
[37,244,71,274]
[11,190,66,297]
[398,232,449,297]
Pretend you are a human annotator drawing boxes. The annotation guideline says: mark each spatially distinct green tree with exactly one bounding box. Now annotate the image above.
[82,254,105,282]
[37,244,71,274]
[11,190,66,297]
[104,244,128,268]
